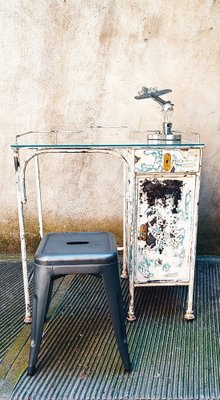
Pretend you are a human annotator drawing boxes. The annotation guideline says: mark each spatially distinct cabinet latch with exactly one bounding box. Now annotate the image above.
[163,153,171,171]
[140,223,147,241]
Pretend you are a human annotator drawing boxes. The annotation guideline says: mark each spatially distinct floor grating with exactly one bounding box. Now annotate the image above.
[0,260,220,399]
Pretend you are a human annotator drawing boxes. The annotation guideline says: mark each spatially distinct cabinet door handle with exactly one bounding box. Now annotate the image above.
[163,153,171,171]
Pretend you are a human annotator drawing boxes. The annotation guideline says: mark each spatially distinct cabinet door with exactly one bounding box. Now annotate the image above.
[135,175,196,283]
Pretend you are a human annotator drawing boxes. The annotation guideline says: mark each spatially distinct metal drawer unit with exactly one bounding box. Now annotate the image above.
[126,146,203,322]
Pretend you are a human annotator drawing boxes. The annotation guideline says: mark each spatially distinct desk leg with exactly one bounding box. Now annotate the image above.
[121,196,129,279]
[184,262,195,321]
[127,280,136,322]
[121,160,129,279]
[17,197,32,323]
[184,283,195,321]
[35,156,43,239]
[14,152,32,323]
[184,173,200,321]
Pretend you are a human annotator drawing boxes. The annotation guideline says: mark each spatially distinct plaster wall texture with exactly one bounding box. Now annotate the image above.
[0,0,220,254]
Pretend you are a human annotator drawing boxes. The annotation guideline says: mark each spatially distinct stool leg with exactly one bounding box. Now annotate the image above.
[102,262,131,371]
[27,266,51,376]
[44,279,54,322]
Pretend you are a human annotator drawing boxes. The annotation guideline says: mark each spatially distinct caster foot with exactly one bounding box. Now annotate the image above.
[127,312,136,322]
[184,311,194,321]
[24,315,32,324]
[27,366,36,376]
[121,271,128,279]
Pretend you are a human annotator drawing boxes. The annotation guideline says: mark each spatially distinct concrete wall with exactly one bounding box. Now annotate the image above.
[1,0,220,254]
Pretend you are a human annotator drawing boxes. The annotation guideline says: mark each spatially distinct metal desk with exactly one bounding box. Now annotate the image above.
[11,127,204,323]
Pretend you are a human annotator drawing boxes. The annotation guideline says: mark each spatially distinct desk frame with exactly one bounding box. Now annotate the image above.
[13,145,134,322]
[12,132,204,323]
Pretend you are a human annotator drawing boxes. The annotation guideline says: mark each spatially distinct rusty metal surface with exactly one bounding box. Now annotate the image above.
[136,176,195,283]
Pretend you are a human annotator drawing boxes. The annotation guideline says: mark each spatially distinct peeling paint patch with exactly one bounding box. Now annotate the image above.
[140,179,184,214]
[135,175,197,282]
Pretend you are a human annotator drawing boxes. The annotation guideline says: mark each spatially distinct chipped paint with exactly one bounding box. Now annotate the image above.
[134,149,200,173]
[139,178,184,213]
[136,175,196,283]
[125,146,204,321]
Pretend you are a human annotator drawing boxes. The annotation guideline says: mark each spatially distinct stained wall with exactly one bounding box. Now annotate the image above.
[1,1,220,254]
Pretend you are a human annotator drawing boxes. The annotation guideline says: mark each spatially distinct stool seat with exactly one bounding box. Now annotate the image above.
[35,232,118,266]
[27,232,131,375]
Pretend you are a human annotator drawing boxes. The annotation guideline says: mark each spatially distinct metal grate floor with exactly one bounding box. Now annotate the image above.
[0,260,33,361]
[0,259,220,399]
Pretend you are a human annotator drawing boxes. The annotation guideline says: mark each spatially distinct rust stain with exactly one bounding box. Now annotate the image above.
[140,223,147,241]
[41,1,79,129]
[143,16,161,42]
[140,179,184,214]
[212,0,220,7]
[48,2,73,32]
[139,216,167,252]
[99,24,114,45]
[138,179,185,253]
[99,1,116,45]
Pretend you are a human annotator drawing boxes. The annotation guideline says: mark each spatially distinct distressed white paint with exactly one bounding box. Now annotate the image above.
[136,175,196,282]
[126,146,203,320]
[0,1,220,252]
[134,148,201,173]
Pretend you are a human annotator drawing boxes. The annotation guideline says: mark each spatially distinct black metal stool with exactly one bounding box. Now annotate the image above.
[27,232,131,375]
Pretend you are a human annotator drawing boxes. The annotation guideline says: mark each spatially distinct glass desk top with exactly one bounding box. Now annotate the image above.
[11,126,205,149]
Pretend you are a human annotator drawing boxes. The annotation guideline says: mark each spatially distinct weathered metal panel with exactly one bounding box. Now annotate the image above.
[134,148,201,173]
[135,175,196,283]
